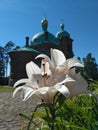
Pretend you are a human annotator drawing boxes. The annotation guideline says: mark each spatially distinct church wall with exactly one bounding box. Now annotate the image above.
[9,51,37,85]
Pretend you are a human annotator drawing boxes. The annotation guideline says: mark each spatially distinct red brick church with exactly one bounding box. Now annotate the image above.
[8,18,74,85]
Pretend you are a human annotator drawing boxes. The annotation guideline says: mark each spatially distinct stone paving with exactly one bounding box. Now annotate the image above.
[0,91,40,130]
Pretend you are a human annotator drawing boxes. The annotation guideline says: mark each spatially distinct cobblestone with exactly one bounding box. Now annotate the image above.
[0,91,40,130]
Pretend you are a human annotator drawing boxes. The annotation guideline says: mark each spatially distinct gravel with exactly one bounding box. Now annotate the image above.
[0,92,40,130]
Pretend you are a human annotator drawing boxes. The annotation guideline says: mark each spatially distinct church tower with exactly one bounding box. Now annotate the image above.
[31,17,58,56]
[56,22,74,58]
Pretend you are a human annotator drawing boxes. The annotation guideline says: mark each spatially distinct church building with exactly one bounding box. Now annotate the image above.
[8,18,74,85]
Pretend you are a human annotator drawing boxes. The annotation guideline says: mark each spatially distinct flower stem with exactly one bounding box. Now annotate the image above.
[49,104,56,130]
[27,104,39,130]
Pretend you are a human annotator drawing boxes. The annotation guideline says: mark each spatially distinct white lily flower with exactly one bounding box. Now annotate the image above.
[13,60,72,103]
[13,48,88,103]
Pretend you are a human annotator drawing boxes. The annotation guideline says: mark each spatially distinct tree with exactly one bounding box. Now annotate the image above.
[0,46,5,77]
[83,53,98,80]
[4,41,15,77]
[0,41,15,78]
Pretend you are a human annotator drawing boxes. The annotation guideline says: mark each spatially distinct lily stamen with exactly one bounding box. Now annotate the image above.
[42,63,48,86]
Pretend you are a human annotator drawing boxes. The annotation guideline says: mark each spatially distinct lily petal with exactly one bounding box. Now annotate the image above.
[13,86,25,98]
[13,85,34,101]
[67,58,84,68]
[59,75,76,85]
[65,70,88,97]
[36,87,57,103]
[26,61,41,77]
[14,78,31,87]
[55,84,70,98]
[36,54,50,61]
[36,54,55,71]
[51,48,66,67]
[23,88,36,101]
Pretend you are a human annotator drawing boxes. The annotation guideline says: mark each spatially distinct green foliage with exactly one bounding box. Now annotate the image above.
[94,88,98,96]
[54,81,98,130]
[57,95,98,130]
[19,81,98,130]
[88,80,98,91]
[82,53,98,80]
[20,96,98,129]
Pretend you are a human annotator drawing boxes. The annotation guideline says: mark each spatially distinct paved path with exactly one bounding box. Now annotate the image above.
[0,91,40,130]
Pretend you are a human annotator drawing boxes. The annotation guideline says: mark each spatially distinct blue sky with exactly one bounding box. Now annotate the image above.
[0,0,98,63]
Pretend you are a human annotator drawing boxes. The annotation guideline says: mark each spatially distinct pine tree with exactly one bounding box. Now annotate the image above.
[83,53,98,80]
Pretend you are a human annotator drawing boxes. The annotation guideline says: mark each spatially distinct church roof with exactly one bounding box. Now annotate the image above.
[17,47,40,53]
[56,23,70,38]
[31,31,58,45]
[10,47,40,53]
[31,18,58,45]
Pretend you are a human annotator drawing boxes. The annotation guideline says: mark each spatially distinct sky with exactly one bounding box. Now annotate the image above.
[0,0,98,63]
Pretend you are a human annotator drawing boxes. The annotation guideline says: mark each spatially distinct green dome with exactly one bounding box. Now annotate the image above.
[56,23,70,39]
[31,31,58,45]
[31,18,58,45]
[11,47,40,53]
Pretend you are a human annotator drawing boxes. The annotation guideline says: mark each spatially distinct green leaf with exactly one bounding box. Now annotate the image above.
[41,125,50,130]
[94,88,98,95]
[54,94,65,109]
[95,121,98,126]
[32,111,53,123]
[56,121,88,130]
[19,113,39,128]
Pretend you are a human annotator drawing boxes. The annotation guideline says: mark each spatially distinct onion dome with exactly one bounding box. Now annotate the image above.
[31,18,58,45]
[56,22,70,39]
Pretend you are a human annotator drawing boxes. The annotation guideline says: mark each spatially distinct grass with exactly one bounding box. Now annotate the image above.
[0,85,14,92]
